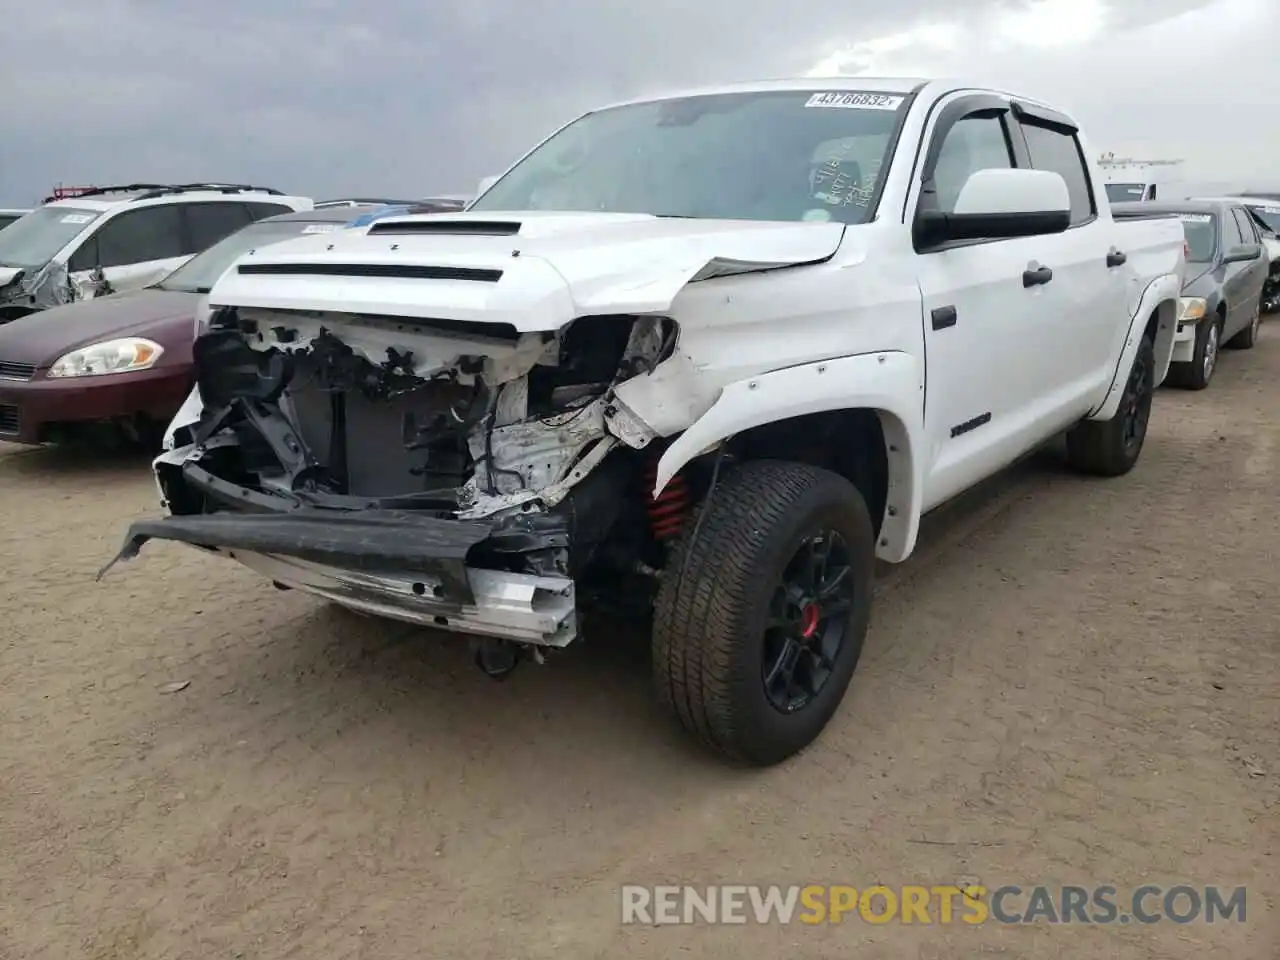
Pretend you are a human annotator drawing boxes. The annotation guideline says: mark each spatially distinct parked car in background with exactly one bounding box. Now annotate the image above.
[0,184,312,322]
[315,198,426,209]
[105,78,1185,765]
[0,209,29,231]
[0,204,377,449]
[1192,195,1280,313]
[1115,199,1266,389]
[344,196,469,228]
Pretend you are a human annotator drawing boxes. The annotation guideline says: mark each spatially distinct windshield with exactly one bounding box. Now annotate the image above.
[1174,213,1216,262]
[0,206,101,270]
[1105,183,1147,203]
[471,89,909,224]
[157,218,345,293]
[1245,203,1280,235]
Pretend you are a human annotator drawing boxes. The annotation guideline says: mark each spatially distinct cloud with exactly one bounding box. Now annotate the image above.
[0,0,1270,205]
[809,0,1276,188]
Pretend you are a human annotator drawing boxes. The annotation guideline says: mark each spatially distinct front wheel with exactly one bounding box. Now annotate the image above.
[1065,332,1155,477]
[1168,316,1220,390]
[651,460,875,766]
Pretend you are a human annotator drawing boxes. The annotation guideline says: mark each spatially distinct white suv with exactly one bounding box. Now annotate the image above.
[0,183,313,321]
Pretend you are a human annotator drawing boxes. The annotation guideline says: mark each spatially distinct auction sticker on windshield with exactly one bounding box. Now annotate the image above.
[301,224,340,234]
[60,214,94,224]
[805,92,904,110]
[1179,214,1213,222]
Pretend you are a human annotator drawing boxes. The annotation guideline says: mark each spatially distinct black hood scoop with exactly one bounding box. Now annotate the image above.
[367,219,522,237]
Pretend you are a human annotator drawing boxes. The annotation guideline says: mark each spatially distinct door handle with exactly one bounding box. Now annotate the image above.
[1106,249,1127,267]
[1022,265,1053,287]
[931,305,957,330]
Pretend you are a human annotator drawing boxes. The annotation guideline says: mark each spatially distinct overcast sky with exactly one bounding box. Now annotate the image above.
[1,0,1274,205]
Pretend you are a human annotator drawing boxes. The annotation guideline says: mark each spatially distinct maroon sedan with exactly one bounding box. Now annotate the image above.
[0,205,379,447]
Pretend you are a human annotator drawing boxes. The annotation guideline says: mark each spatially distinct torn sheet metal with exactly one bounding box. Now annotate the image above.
[0,260,79,312]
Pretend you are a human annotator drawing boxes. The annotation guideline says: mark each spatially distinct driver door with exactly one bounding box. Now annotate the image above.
[911,95,1044,511]
[65,205,189,299]
[1221,208,1260,339]
[1228,207,1268,336]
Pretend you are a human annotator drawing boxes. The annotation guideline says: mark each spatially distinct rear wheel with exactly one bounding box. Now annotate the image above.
[651,460,874,766]
[1226,303,1260,349]
[1065,332,1155,477]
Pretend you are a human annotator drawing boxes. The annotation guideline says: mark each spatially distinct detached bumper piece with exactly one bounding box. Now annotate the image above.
[234,551,575,646]
[97,509,577,645]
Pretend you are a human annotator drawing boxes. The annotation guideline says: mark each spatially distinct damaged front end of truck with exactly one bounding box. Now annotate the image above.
[96,211,846,670]
[102,303,694,654]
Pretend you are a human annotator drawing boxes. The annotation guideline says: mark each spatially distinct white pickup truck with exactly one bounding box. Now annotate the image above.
[102,78,1186,765]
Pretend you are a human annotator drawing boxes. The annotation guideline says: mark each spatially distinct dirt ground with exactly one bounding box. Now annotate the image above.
[0,338,1276,960]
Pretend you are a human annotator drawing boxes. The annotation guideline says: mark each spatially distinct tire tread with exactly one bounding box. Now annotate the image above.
[652,460,871,764]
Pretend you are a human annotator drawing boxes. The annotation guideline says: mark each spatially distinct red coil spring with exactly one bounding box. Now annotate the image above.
[645,453,691,541]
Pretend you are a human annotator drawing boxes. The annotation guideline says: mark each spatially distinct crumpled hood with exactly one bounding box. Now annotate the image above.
[0,266,21,289]
[206,210,847,331]
[0,287,198,365]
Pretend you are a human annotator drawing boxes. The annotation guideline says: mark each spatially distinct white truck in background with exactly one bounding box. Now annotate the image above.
[1098,155,1187,204]
[103,78,1187,766]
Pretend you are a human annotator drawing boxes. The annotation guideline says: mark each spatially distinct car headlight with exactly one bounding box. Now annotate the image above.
[1178,297,1207,322]
[47,337,164,378]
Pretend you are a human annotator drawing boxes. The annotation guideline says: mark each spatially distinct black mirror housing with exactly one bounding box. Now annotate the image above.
[916,208,1070,248]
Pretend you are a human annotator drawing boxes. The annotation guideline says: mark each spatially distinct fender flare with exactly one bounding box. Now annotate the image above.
[652,351,926,563]
[1089,273,1180,421]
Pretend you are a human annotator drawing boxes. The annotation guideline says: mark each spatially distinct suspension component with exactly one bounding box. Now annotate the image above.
[645,453,691,541]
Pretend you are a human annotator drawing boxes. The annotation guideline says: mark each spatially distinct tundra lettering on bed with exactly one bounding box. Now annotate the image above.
[101,78,1186,765]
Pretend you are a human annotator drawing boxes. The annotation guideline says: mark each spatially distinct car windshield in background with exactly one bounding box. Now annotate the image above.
[157,219,345,293]
[1245,204,1280,234]
[0,206,101,270]
[1105,183,1147,203]
[1174,213,1216,262]
[471,89,909,224]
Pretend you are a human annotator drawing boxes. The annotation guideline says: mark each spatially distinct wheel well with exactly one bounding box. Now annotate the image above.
[724,409,889,535]
[1145,306,1163,340]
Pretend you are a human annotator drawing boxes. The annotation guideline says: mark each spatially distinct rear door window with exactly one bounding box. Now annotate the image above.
[1018,121,1096,226]
[184,202,254,253]
[245,201,296,220]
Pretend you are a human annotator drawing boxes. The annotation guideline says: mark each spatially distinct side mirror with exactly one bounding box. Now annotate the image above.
[1223,242,1262,263]
[476,175,500,197]
[916,168,1071,247]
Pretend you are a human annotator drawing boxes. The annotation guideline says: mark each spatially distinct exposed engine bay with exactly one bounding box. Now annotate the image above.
[0,261,79,321]
[130,304,707,642]
[94,208,852,665]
